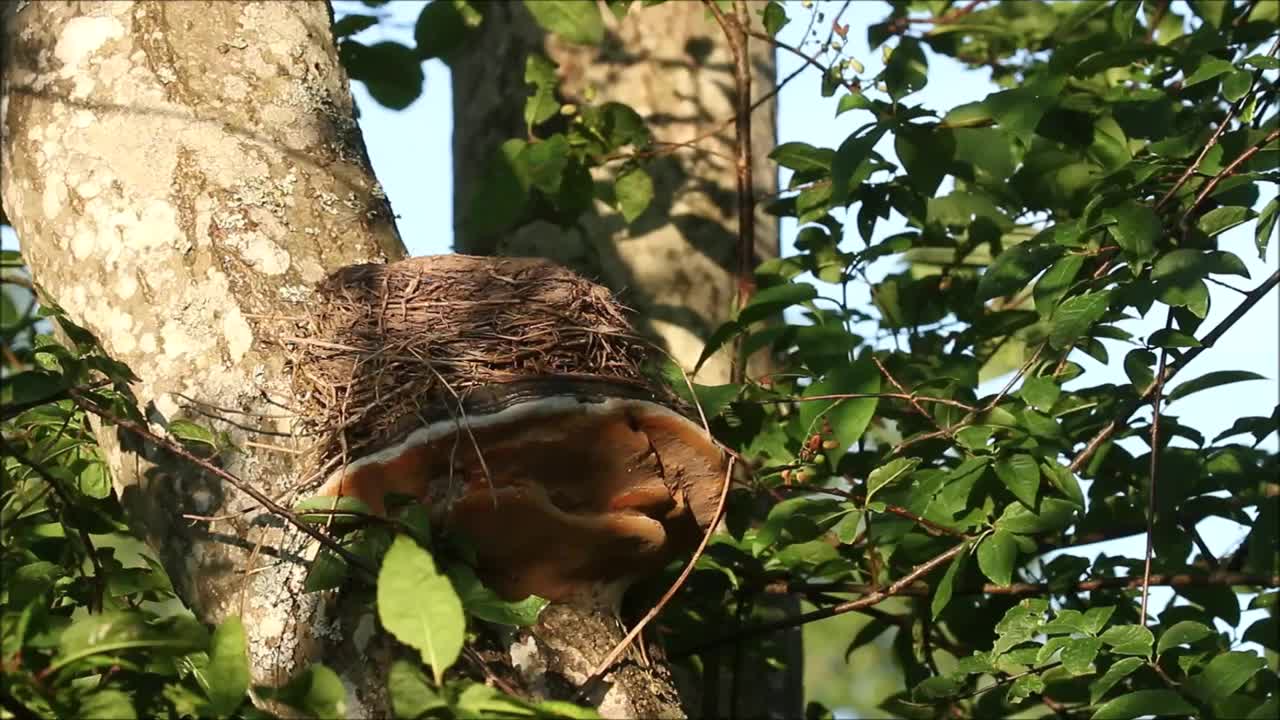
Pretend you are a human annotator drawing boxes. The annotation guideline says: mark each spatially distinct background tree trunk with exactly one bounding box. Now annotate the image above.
[450,3,802,717]
[1,0,406,713]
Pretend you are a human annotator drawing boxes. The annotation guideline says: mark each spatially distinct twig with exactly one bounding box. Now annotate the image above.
[771,571,1280,601]
[576,456,737,695]
[951,662,1061,702]
[758,391,977,412]
[1069,269,1280,473]
[872,354,953,437]
[983,340,1047,412]
[1155,35,1280,210]
[1140,311,1172,627]
[674,541,967,657]
[744,28,860,95]
[67,389,376,579]
[1182,127,1280,227]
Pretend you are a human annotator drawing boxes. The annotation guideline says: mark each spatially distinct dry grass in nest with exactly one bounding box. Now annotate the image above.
[285,255,658,479]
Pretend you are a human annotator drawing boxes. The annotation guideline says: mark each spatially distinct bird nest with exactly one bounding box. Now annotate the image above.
[286,255,658,480]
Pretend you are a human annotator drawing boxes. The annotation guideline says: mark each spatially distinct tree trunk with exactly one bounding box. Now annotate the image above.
[450,3,802,718]
[452,0,779,385]
[1,0,405,713]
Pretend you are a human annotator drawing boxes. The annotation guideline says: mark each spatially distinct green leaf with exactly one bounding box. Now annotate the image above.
[1156,620,1214,655]
[977,529,1018,586]
[1099,624,1154,656]
[1256,197,1277,259]
[524,0,603,45]
[831,126,887,201]
[1168,370,1265,402]
[415,1,482,62]
[1124,349,1156,394]
[524,54,561,129]
[1061,637,1102,675]
[895,124,956,197]
[882,38,927,100]
[615,166,654,223]
[50,611,207,674]
[1104,202,1160,269]
[1042,462,1084,508]
[762,1,789,37]
[294,496,375,528]
[1183,650,1266,703]
[994,454,1040,509]
[1183,57,1234,87]
[1197,206,1256,237]
[1221,68,1252,102]
[377,536,465,684]
[836,91,871,116]
[203,617,249,716]
[797,353,880,453]
[1092,689,1197,719]
[1089,657,1144,704]
[738,283,818,325]
[167,419,217,448]
[267,664,348,718]
[388,660,446,718]
[466,138,530,237]
[1049,291,1111,349]
[979,242,1064,300]
[522,134,570,194]
[931,543,969,619]
[1149,328,1201,348]
[867,457,921,502]
[769,142,834,173]
[79,690,136,720]
[0,370,64,407]
[304,546,351,593]
[1083,606,1116,635]
[339,40,424,110]
[333,14,378,38]
[983,75,1065,144]
[1034,253,1086,315]
[996,497,1076,535]
[448,565,548,626]
[1019,376,1060,413]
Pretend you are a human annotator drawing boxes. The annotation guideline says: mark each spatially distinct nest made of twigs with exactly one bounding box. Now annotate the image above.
[286,255,657,480]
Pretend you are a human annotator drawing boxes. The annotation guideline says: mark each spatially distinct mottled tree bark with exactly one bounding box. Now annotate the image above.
[1,0,404,713]
[450,3,802,718]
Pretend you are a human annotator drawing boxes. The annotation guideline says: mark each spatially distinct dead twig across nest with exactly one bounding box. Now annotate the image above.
[281,255,656,477]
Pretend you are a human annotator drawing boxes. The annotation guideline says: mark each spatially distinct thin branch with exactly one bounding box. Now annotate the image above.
[872,354,953,437]
[1155,35,1280,211]
[1182,127,1280,227]
[1140,310,1173,627]
[577,456,737,695]
[757,391,977,412]
[952,662,1061,702]
[743,28,861,96]
[771,571,1280,601]
[674,541,968,657]
[1069,269,1280,473]
[67,390,376,579]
